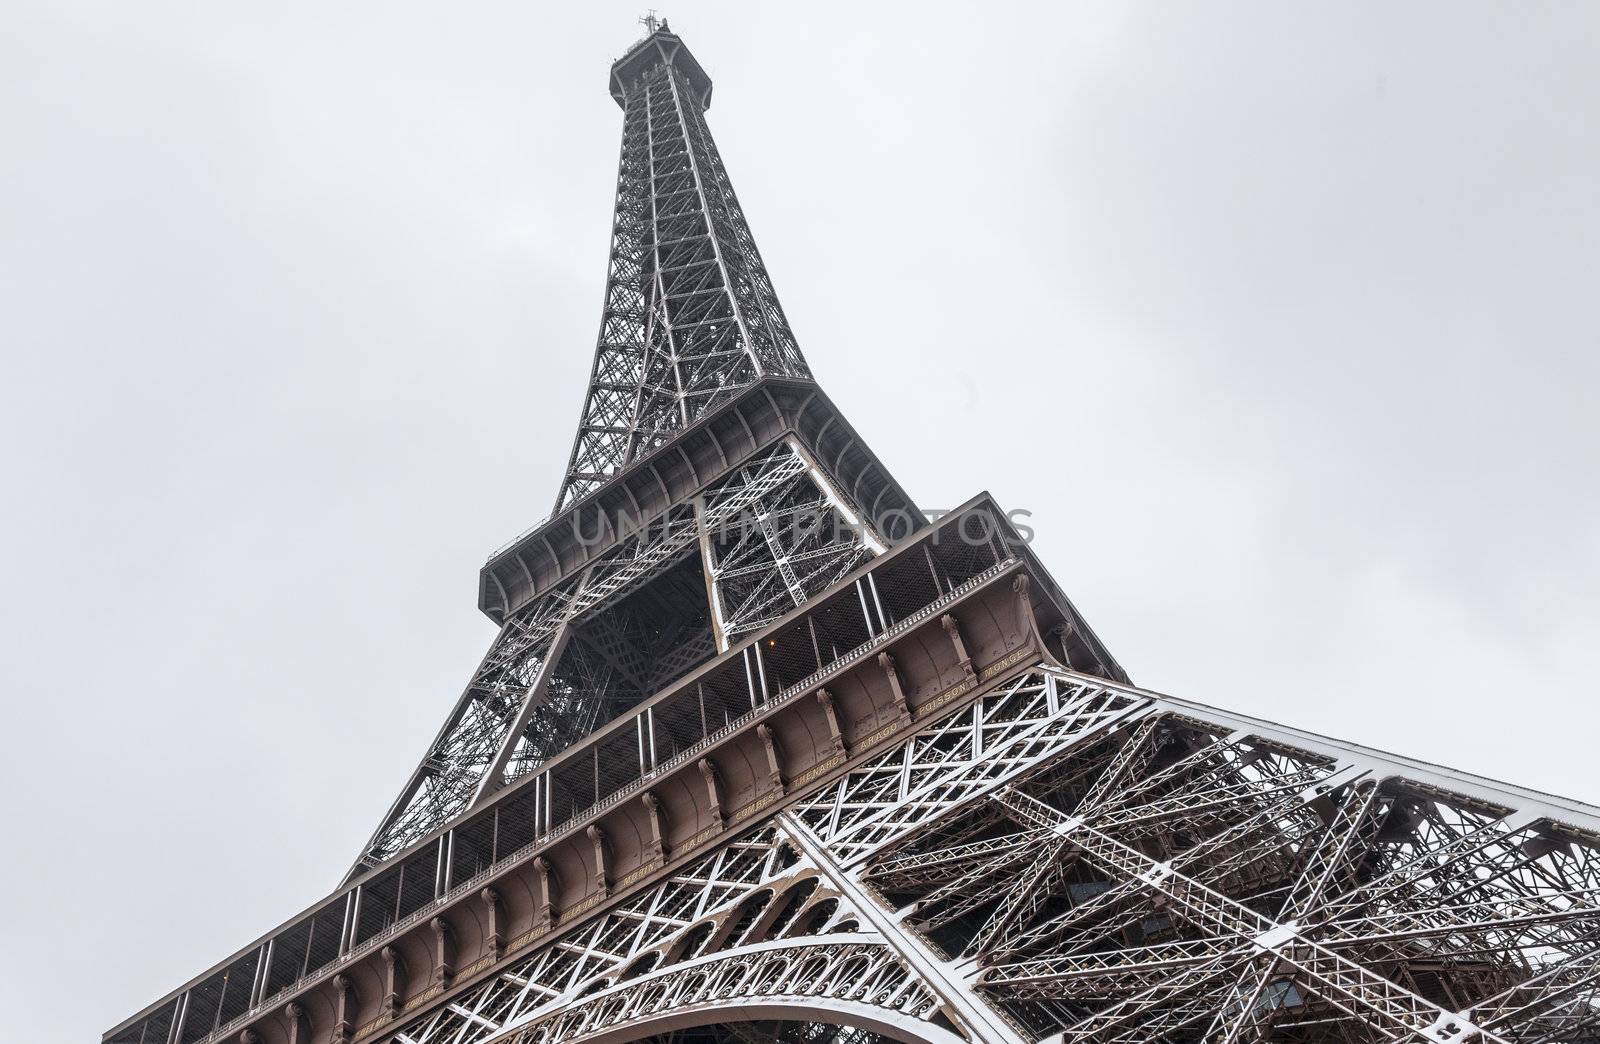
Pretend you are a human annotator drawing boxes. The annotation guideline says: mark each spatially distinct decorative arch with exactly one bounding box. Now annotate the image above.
[571,1001,963,1044]
[501,938,947,1044]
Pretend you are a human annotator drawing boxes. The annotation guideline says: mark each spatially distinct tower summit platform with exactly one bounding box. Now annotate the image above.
[610,22,713,110]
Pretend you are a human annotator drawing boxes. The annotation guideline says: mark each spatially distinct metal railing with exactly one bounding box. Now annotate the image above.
[486,512,556,563]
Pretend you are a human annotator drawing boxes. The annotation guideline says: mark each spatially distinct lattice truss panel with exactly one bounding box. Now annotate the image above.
[703,459,876,644]
[790,668,1600,1044]
[362,665,1600,1044]
[356,442,876,873]
[558,52,808,510]
[383,827,943,1044]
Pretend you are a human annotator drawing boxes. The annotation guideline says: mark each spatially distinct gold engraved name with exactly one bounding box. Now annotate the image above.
[857,721,899,749]
[731,790,781,821]
[980,647,1031,681]
[683,824,722,850]
[558,893,603,924]
[917,679,973,719]
[619,858,664,888]
[403,983,442,1014]
[792,751,846,789]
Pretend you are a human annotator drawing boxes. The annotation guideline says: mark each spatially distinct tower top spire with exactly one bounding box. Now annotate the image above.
[610,18,711,110]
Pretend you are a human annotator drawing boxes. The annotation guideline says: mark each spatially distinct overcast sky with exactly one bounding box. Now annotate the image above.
[3,2,1598,1039]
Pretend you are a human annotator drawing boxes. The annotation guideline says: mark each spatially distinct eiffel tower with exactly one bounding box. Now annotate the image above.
[107,23,1600,1044]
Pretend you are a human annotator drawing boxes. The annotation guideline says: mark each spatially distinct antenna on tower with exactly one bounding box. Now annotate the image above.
[639,10,663,34]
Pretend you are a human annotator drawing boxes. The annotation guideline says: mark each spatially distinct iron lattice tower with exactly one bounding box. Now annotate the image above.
[108,24,1600,1044]
[557,28,809,511]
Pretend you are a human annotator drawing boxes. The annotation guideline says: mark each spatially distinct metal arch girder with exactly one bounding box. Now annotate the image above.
[382,819,971,1044]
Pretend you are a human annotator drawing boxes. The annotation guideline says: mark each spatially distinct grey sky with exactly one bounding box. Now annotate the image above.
[3,2,1597,1039]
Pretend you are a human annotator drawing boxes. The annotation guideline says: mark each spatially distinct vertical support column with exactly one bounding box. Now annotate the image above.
[742,647,760,706]
[941,613,976,683]
[779,813,1027,1044]
[479,888,504,958]
[430,916,455,984]
[338,889,359,956]
[331,974,355,1044]
[248,940,272,1007]
[756,723,785,794]
[588,825,612,898]
[380,945,404,1016]
[693,496,731,652]
[165,992,188,1044]
[284,1002,306,1044]
[531,858,556,933]
[698,757,724,830]
[1048,620,1074,668]
[816,687,847,756]
[923,543,946,595]
[856,580,878,636]
[1012,574,1035,642]
[754,641,771,701]
[867,571,890,629]
[541,770,553,834]
[878,652,912,728]
[642,790,668,864]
